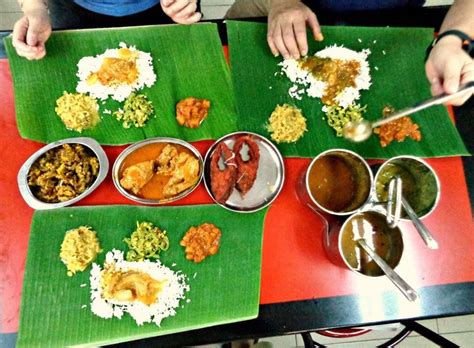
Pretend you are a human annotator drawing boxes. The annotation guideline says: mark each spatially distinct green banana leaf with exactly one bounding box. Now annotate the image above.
[17,204,267,347]
[227,21,469,159]
[5,23,239,145]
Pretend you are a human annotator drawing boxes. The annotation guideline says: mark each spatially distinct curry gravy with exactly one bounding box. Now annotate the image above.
[119,143,196,200]
[308,155,356,212]
[299,56,360,105]
[341,212,403,277]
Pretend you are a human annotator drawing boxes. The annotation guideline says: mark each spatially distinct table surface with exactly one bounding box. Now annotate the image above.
[1,6,473,347]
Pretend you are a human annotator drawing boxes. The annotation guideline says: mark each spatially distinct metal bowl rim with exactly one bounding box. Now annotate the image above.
[373,155,441,220]
[112,137,204,205]
[17,137,109,210]
[338,210,404,278]
[305,148,374,216]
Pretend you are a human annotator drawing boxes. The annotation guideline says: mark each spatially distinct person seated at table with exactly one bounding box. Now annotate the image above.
[11,0,201,60]
[226,0,474,106]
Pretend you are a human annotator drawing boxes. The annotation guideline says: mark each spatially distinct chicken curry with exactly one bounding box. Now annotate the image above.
[119,143,200,200]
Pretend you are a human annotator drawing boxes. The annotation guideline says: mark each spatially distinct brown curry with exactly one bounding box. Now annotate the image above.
[299,56,360,105]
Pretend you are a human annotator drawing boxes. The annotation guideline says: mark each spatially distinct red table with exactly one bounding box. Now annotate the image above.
[1,54,473,342]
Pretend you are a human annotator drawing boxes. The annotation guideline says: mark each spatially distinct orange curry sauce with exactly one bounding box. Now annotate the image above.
[87,48,138,86]
[119,143,195,200]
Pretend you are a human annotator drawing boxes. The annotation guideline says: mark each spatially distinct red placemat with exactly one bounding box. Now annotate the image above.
[1,59,473,334]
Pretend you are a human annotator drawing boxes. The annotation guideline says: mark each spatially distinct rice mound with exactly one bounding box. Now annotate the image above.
[279,45,371,108]
[90,249,189,326]
[76,42,156,102]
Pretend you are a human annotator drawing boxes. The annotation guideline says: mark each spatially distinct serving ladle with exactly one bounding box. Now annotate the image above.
[343,81,474,142]
[353,220,418,302]
[387,177,439,250]
[356,239,419,302]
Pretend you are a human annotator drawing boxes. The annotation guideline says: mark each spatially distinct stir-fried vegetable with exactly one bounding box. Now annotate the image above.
[123,221,169,261]
[324,103,367,136]
[114,93,154,128]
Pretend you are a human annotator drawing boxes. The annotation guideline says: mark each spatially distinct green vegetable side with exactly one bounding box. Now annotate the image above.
[324,103,367,137]
[114,93,155,128]
[123,221,169,261]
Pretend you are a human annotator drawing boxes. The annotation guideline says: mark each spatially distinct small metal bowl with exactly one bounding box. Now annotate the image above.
[203,131,285,213]
[18,137,109,210]
[112,137,204,204]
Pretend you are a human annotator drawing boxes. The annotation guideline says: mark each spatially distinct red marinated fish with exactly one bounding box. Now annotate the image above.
[210,142,237,203]
[234,136,260,196]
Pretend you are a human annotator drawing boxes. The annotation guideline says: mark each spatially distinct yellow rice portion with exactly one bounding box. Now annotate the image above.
[55,92,100,132]
[267,104,307,143]
[60,226,102,277]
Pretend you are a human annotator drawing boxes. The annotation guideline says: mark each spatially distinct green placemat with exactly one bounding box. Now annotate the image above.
[5,23,238,145]
[227,21,469,159]
[17,205,267,347]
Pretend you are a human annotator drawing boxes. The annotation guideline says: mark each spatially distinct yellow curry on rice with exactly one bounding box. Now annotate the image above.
[299,56,360,105]
[87,47,139,86]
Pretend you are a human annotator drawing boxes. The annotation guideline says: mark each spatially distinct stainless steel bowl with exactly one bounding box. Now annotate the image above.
[18,137,109,210]
[112,137,204,204]
[203,131,285,213]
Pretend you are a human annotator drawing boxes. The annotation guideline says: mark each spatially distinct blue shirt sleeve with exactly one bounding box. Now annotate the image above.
[74,0,160,17]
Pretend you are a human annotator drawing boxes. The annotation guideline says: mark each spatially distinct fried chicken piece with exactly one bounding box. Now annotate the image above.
[210,142,237,203]
[162,152,200,197]
[234,136,260,196]
[176,97,211,128]
[120,160,155,194]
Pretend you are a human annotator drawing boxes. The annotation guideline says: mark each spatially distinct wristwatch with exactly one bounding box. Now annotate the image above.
[425,29,474,60]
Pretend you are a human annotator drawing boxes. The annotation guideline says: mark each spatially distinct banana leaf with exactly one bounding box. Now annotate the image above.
[4,23,238,145]
[227,21,469,159]
[17,204,267,347]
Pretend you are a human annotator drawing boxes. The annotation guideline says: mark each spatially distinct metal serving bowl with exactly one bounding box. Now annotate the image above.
[18,137,109,210]
[203,131,285,213]
[112,137,204,204]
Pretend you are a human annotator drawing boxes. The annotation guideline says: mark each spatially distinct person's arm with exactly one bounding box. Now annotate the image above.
[425,0,474,105]
[12,0,51,60]
[267,0,323,60]
[161,0,202,25]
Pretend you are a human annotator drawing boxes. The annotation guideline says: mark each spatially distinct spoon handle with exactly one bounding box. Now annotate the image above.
[401,196,439,250]
[372,81,474,128]
[357,239,418,302]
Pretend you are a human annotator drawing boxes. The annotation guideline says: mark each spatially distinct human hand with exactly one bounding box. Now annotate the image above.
[161,0,202,25]
[425,36,474,106]
[267,0,323,60]
[12,9,51,60]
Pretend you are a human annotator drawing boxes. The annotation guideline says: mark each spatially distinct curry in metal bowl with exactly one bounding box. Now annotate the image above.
[18,137,109,210]
[112,138,203,204]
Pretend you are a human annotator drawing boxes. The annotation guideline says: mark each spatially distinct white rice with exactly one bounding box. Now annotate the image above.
[89,249,189,326]
[279,45,372,108]
[76,42,156,102]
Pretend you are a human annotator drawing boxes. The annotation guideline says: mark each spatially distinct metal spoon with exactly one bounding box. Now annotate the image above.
[357,239,418,302]
[343,81,474,142]
[401,195,439,250]
[387,177,439,250]
[353,219,418,301]
[386,176,402,228]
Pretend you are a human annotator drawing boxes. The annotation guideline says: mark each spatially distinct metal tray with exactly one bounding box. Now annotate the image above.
[18,137,109,210]
[203,131,285,213]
